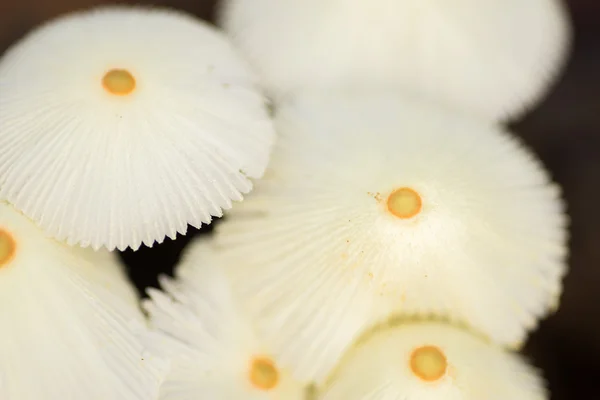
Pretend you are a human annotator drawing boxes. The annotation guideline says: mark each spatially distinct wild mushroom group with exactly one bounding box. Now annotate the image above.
[0,1,571,399]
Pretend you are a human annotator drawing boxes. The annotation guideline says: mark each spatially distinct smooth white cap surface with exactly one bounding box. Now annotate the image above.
[319,321,547,400]
[220,0,571,121]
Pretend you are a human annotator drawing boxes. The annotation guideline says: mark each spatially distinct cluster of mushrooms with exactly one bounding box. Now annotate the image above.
[0,1,572,399]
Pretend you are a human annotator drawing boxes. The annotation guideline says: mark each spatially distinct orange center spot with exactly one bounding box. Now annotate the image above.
[386,187,422,219]
[249,357,279,391]
[409,345,447,382]
[0,230,16,267]
[102,69,136,96]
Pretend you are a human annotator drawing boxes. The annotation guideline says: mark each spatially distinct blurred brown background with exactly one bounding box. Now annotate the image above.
[1,0,598,398]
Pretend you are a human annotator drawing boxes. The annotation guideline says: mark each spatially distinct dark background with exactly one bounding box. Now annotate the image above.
[1,1,598,398]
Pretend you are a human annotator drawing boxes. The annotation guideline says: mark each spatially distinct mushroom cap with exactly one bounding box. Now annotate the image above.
[0,202,166,399]
[142,237,305,400]
[211,90,568,383]
[318,321,546,400]
[219,0,571,121]
[0,5,275,251]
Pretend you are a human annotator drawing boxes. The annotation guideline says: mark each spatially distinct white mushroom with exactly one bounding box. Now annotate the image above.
[319,321,547,400]
[220,0,571,121]
[0,201,165,399]
[210,90,567,382]
[142,237,305,400]
[0,5,275,251]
